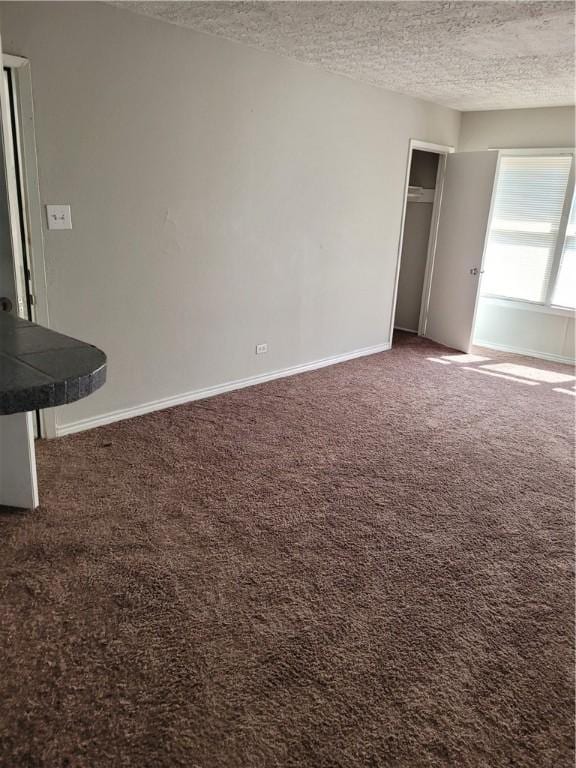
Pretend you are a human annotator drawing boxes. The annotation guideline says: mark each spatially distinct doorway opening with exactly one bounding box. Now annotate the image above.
[3,67,34,320]
[390,141,452,347]
[1,54,52,437]
[392,144,501,353]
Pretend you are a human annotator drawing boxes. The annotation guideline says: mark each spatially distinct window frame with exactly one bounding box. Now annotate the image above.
[481,147,576,315]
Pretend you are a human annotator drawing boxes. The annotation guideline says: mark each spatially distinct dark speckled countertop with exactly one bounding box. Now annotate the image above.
[0,313,106,415]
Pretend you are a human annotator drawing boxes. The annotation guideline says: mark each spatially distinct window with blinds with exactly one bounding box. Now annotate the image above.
[481,154,574,306]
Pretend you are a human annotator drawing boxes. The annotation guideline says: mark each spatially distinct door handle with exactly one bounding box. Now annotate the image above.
[469,267,484,276]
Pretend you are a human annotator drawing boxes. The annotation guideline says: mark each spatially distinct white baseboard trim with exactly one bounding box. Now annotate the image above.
[56,341,392,437]
[474,339,575,366]
[394,326,418,334]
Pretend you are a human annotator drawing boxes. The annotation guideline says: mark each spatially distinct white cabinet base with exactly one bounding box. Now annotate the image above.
[0,412,39,509]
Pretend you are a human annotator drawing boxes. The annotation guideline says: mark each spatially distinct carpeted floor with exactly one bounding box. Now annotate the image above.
[0,332,574,768]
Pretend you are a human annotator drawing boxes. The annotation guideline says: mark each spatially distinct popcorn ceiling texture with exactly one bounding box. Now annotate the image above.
[115,1,575,110]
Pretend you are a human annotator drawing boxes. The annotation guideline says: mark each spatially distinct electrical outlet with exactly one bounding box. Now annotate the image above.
[256,343,268,355]
[46,204,72,230]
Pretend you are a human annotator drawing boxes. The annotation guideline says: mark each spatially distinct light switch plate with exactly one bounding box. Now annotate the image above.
[46,204,72,230]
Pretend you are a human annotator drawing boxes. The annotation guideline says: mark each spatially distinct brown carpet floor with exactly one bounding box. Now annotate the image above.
[0,332,574,768]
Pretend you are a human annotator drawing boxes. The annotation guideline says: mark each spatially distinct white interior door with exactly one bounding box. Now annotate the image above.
[424,150,498,352]
[0,28,39,510]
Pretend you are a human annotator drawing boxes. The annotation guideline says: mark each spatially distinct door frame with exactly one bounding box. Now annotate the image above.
[3,53,55,439]
[0,33,39,510]
[389,139,454,343]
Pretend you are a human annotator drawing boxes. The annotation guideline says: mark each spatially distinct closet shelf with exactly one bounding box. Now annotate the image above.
[407,186,435,203]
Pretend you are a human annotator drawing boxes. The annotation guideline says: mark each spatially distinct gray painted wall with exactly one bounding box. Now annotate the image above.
[0,1,461,432]
[409,150,439,188]
[459,107,575,152]
[474,299,574,363]
[394,202,434,333]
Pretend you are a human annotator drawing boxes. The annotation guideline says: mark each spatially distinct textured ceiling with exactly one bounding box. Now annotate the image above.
[115,1,575,111]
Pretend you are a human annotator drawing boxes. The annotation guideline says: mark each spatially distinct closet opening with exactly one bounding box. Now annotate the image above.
[390,141,452,347]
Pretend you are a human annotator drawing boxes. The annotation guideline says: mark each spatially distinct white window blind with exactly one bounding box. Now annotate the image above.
[481,155,573,303]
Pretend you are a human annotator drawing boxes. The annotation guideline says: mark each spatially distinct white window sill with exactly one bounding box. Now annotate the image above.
[480,295,575,318]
